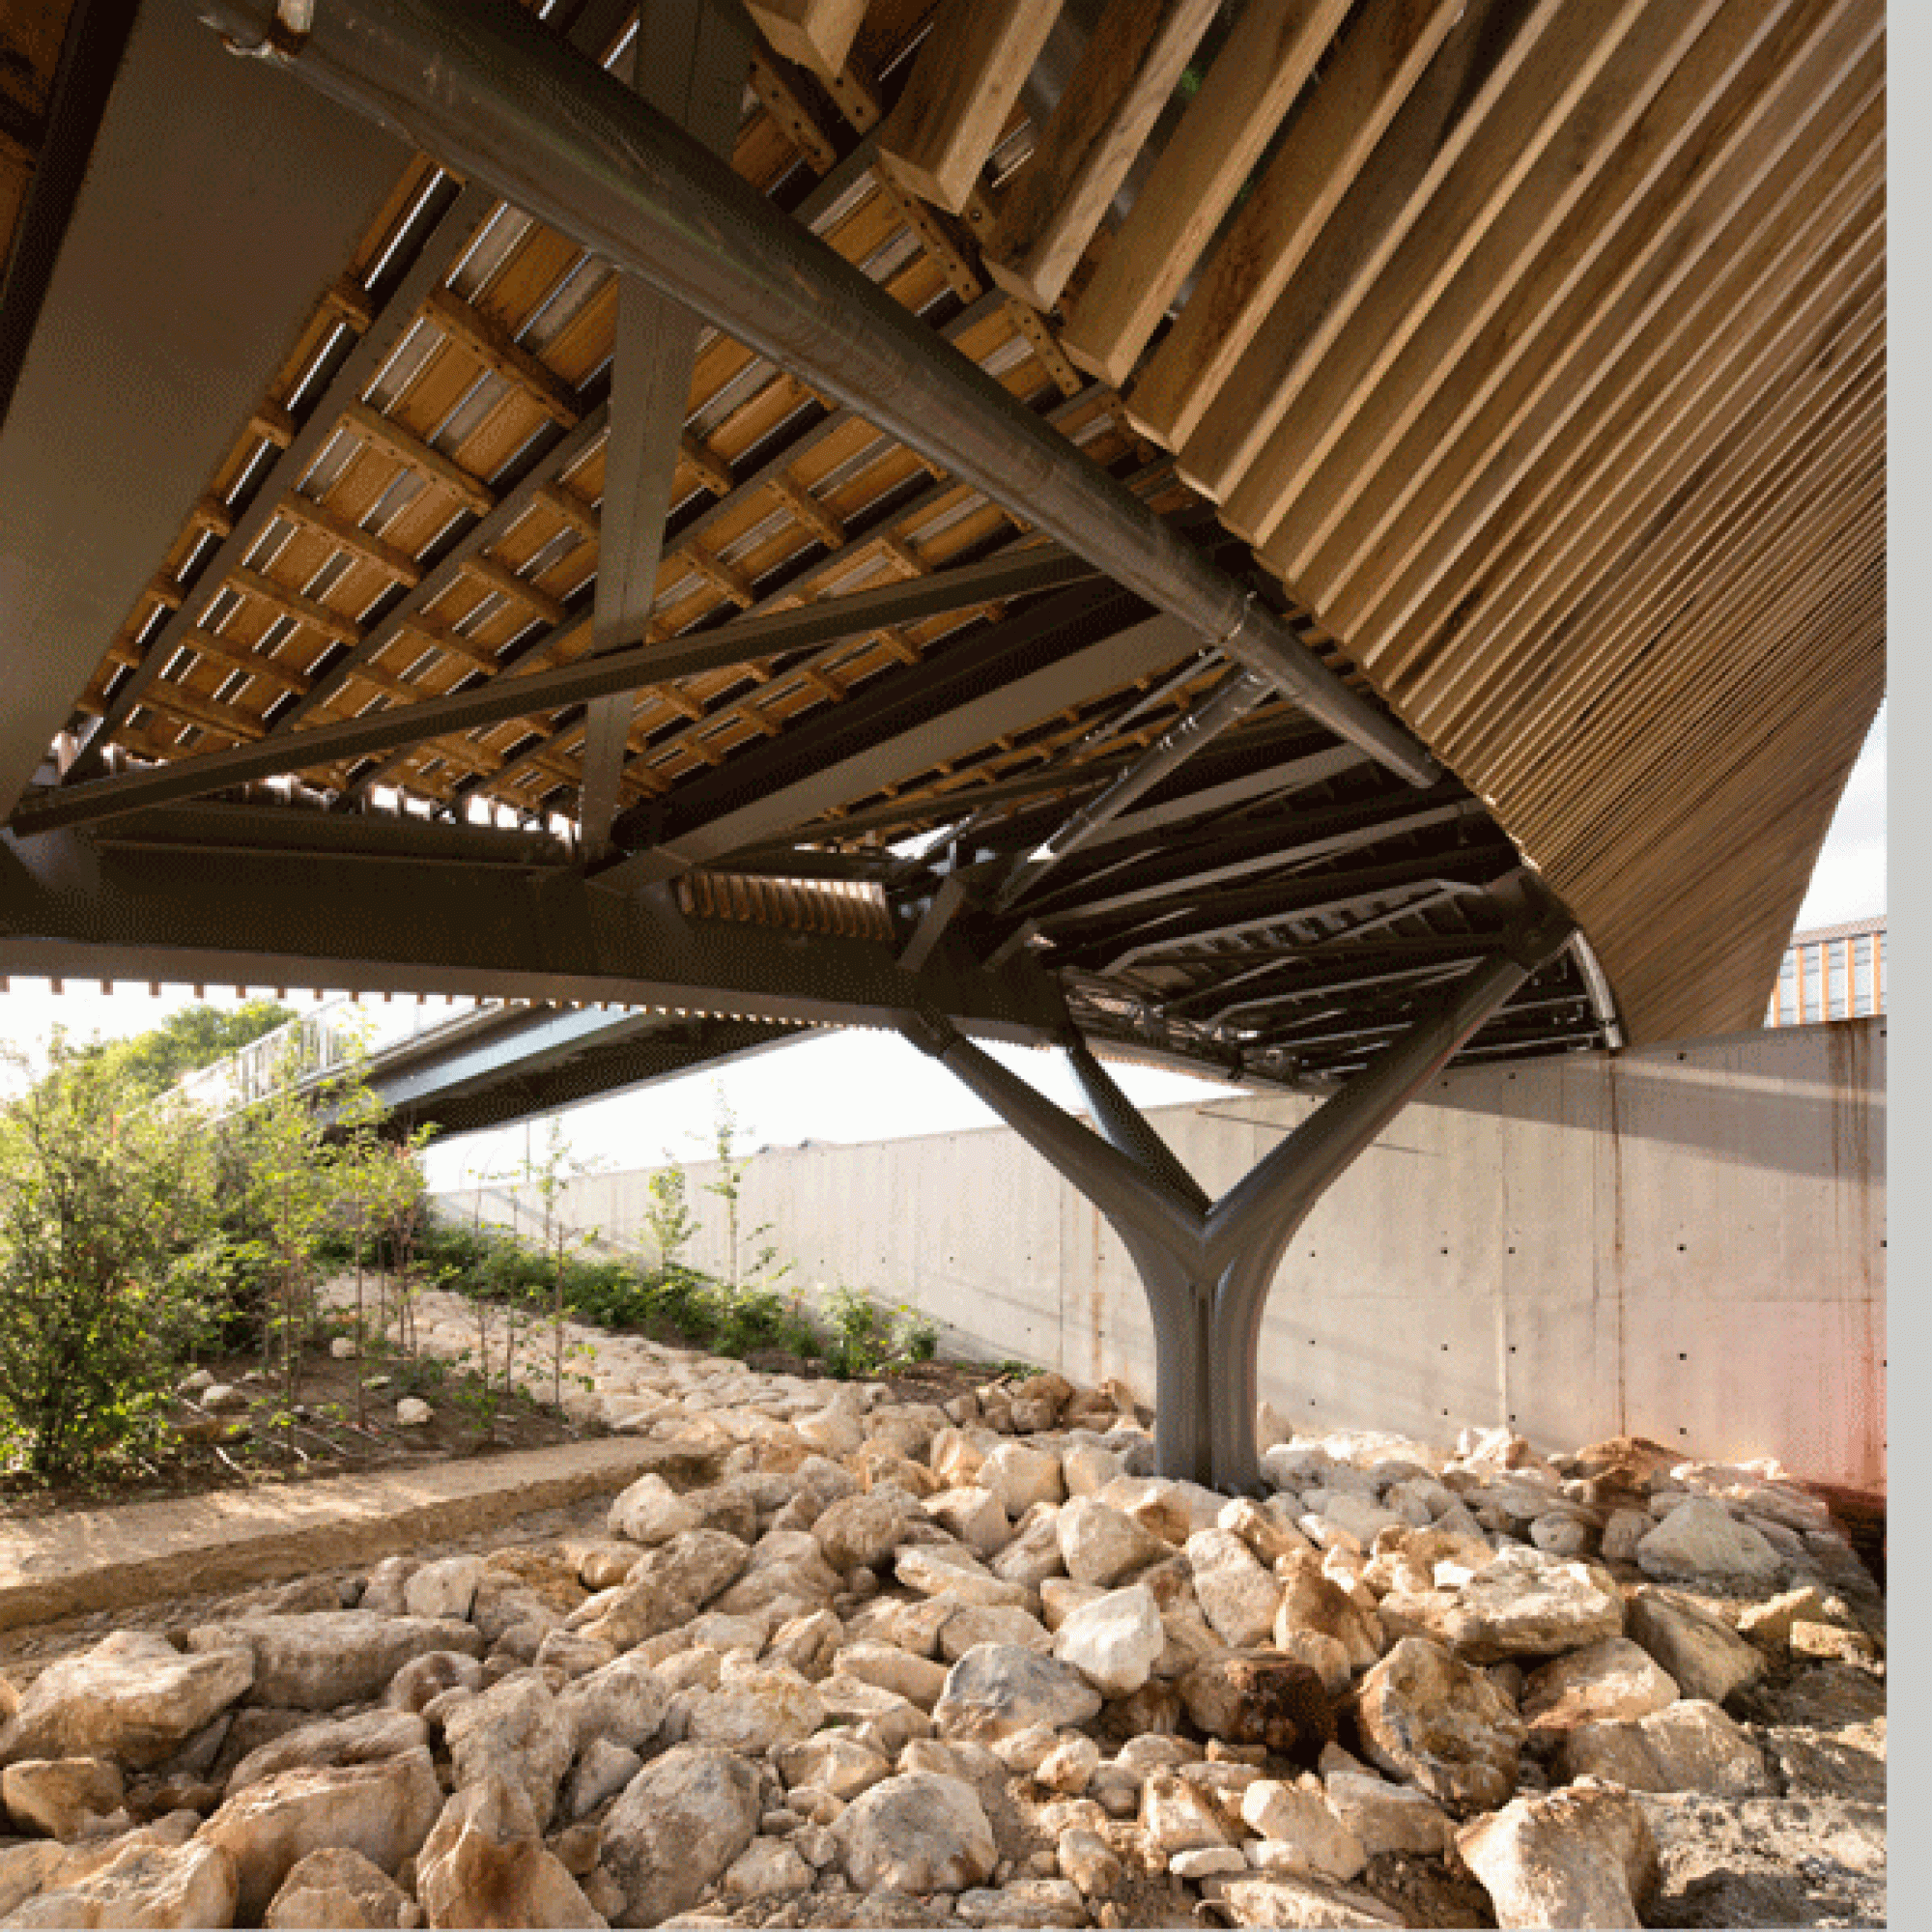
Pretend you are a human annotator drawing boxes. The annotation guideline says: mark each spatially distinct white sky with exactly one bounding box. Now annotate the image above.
[0,708,1887,1181]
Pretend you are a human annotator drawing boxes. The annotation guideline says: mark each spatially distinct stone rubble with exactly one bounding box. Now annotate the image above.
[0,1304,1886,1928]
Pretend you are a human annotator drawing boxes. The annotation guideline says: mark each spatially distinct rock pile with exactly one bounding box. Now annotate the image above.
[0,1332,1885,1929]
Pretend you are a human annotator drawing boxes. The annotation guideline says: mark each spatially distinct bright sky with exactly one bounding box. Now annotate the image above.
[0,704,1887,1181]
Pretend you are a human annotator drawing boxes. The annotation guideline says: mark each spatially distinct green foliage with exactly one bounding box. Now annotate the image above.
[76,999,293,1100]
[0,1038,225,1479]
[819,1286,935,1381]
[643,1163,697,1271]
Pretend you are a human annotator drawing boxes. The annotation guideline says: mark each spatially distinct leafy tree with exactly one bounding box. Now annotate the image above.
[79,999,293,1099]
[0,1038,222,1479]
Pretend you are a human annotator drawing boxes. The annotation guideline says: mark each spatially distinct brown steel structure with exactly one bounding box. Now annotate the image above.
[0,0,1883,1479]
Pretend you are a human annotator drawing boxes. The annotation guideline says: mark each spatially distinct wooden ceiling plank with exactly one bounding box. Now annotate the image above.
[876,0,1065,214]
[1405,199,1884,745]
[226,564,366,648]
[1492,432,1885,836]
[1124,0,1464,451]
[338,399,496,519]
[1319,14,1883,659]
[1175,0,1571,506]
[1284,0,1823,607]
[1236,0,1729,561]
[1380,115,1884,722]
[1506,487,1883,864]
[424,284,583,431]
[1445,270,1884,766]
[1058,0,1353,385]
[278,493,426,588]
[983,0,1220,312]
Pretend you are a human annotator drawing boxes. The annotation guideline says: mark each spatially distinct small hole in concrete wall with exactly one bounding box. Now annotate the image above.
[1678,1426,1689,1436]
[1441,1343,1449,1352]
[1442,1408,1450,1417]
[1677,1243,1686,1252]
[1678,1352,1688,1361]
[1509,1345,1518,1354]
[1676,1052,1687,1061]
[1507,1245,1516,1255]
[1441,1247,1450,1255]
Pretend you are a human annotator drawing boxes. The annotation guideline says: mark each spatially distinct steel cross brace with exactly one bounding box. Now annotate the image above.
[901,895,1577,1491]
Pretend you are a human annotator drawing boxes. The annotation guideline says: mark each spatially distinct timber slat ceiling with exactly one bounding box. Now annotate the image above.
[5,0,1884,1065]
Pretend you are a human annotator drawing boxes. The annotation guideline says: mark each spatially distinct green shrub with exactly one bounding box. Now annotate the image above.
[0,1044,224,1480]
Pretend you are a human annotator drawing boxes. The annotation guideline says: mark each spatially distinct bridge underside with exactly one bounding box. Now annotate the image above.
[0,0,1883,1483]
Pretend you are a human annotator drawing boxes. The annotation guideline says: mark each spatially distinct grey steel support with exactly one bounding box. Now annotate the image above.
[579,0,752,861]
[902,895,1576,1490]
[989,668,1270,912]
[195,0,1442,792]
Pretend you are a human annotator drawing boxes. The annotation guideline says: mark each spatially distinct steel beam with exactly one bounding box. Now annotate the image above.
[0,824,1066,1037]
[0,0,412,819]
[9,551,1096,834]
[194,0,1442,791]
[579,0,752,861]
[990,668,1270,913]
[594,591,1198,884]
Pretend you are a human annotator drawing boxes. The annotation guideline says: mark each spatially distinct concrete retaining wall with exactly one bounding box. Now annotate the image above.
[442,1018,1886,1488]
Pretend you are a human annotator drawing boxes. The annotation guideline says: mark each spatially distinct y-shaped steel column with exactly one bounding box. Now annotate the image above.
[902,902,1576,1492]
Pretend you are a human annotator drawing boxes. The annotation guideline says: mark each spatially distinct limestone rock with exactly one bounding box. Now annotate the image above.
[1057,1498,1168,1588]
[403,1557,484,1624]
[385,1652,484,1717]
[896,1547,1031,1609]
[1138,1773,1234,1861]
[599,1745,759,1926]
[564,1739,641,1821]
[554,1653,669,1754]
[197,1747,443,1922]
[1625,1589,1765,1705]
[933,1644,1101,1744]
[815,1490,923,1573]
[608,1473,702,1547]
[6,1833,239,1929]
[1637,1498,1783,1586]
[187,1614,482,1711]
[0,1633,254,1770]
[940,1605,1053,1662]
[2,1758,125,1840]
[625,1528,753,1622]
[1555,1699,1773,1796]
[263,1847,420,1929]
[1738,1585,1831,1651]
[1321,1770,1453,1860]
[1274,1553,1382,1675]
[924,1489,1011,1559]
[836,1642,948,1710]
[1179,1653,1334,1762]
[1238,1779,1365,1882]
[1186,1529,1284,1648]
[954,1878,1086,1927]
[1036,1734,1100,1795]
[414,1773,603,1928]
[834,1773,996,1892]
[1051,1583,1164,1701]
[979,1444,1065,1515]
[1198,1871,1404,1927]
[721,1837,813,1900]
[778,1732,894,1801]
[990,1512,1070,1590]
[1056,1828,1122,1898]
[1378,1547,1624,1662]
[395,1399,433,1427]
[1457,1778,1659,1929]
[225,1711,430,1797]
[1061,1446,1124,1499]
[443,1673,575,1828]
[1520,1637,1679,1734]
[767,1607,846,1681]
[685,1658,827,1755]
[1354,1638,1524,1814]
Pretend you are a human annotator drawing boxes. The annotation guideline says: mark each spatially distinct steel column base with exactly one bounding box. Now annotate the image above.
[902,898,1575,1491]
